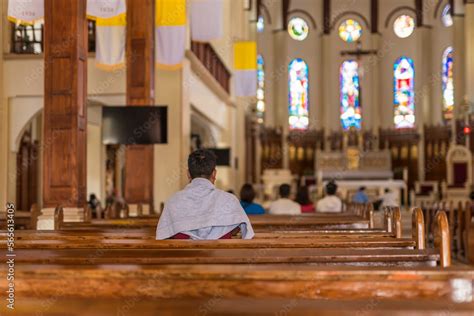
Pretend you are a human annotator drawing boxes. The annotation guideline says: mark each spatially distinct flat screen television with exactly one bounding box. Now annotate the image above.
[102,106,167,145]
[207,148,231,166]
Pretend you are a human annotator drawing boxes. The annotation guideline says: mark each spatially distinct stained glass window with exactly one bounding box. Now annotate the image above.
[393,15,415,38]
[288,17,309,41]
[288,58,309,129]
[257,15,264,33]
[394,57,415,128]
[256,54,265,123]
[442,47,454,121]
[338,19,362,43]
[442,4,453,27]
[340,60,361,130]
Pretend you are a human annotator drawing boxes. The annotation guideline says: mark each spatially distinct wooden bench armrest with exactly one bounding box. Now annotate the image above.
[411,207,425,250]
[434,211,451,268]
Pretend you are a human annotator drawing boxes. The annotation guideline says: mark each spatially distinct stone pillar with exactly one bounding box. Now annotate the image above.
[465,1,474,106]
[452,12,466,142]
[369,33,382,132]
[415,26,432,181]
[124,0,155,211]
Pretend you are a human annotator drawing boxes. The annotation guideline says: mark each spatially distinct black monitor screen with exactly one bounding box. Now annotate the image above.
[207,148,231,166]
[102,106,167,145]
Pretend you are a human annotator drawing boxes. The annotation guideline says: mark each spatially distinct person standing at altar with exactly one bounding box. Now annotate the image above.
[316,181,342,213]
[269,184,300,215]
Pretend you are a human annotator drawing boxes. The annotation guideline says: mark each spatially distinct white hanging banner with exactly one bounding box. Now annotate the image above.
[190,0,223,42]
[87,0,126,19]
[8,0,44,24]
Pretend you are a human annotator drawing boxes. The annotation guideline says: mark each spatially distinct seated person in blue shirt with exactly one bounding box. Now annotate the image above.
[239,183,265,215]
[352,186,369,204]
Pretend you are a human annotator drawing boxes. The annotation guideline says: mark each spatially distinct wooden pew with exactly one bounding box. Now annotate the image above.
[8,298,474,316]
[0,210,451,267]
[422,200,474,264]
[4,264,474,301]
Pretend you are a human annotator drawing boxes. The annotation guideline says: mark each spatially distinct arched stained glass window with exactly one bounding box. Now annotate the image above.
[338,19,362,43]
[394,57,415,128]
[288,58,309,129]
[442,4,453,27]
[257,15,264,32]
[442,47,454,121]
[340,60,361,130]
[256,54,265,123]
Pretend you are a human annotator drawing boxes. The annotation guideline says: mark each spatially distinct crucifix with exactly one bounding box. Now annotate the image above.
[340,41,378,60]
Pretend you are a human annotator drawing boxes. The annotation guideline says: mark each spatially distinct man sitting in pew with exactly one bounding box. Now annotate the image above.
[316,181,342,213]
[269,184,301,215]
[156,149,254,240]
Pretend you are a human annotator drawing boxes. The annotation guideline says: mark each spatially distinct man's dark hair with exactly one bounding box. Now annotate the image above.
[325,181,338,195]
[240,184,255,203]
[279,184,291,198]
[188,149,217,179]
[359,186,366,191]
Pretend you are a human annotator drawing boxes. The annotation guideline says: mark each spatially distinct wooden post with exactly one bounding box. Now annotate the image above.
[124,0,155,210]
[412,207,426,250]
[384,207,393,234]
[435,211,452,268]
[393,207,402,238]
[466,201,473,263]
[42,0,88,224]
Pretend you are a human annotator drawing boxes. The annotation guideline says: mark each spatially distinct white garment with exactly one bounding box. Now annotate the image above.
[269,198,301,215]
[316,196,342,213]
[381,191,398,208]
[156,178,254,240]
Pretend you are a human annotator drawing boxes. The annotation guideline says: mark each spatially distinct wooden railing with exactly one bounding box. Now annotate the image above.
[190,41,231,93]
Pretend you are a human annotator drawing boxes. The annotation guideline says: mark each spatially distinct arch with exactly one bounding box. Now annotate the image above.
[393,56,415,129]
[288,9,317,29]
[331,11,370,31]
[340,60,361,130]
[259,3,272,25]
[384,6,417,28]
[434,0,449,18]
[9,97,43,153]
[288,58,309,130]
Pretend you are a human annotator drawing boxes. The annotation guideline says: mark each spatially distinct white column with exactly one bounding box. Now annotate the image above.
[369,33,381,131]
[465,2,474,106]
[452,14,466,142]
[415,26,432,181]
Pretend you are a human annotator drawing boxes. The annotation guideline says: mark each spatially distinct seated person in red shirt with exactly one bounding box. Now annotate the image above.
[295,185,315,213]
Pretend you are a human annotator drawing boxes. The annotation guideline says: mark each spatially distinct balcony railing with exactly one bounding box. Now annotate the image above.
[191,41,231,94]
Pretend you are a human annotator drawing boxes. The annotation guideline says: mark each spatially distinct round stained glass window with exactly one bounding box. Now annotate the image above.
[393,15,415,38]
[338,19,362,43]
[442,4,453,27]
[288,17,309,41]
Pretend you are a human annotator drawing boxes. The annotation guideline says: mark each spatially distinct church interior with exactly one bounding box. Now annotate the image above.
[1,0,474,314]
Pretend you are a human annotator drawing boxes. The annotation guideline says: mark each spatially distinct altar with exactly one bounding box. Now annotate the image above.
[315,148,408,206]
